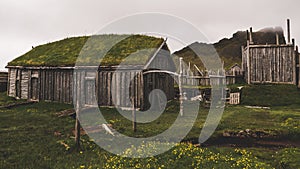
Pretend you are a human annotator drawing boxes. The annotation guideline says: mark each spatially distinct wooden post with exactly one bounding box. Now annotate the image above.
[246,40,251,84]
[75,71,81,150]
[241,47,245,72]
[188,62,191,84]
[287,19,291,44]
[179,57,183,116]
[18,69,22,99]
[249,27,253,44]
[276,33,280,45]
[297,46,300,88]
[131,96,136,132]
[292,39,295,48]
[75,116,81,149]
[246,30,249,41]
[292,39,297,85]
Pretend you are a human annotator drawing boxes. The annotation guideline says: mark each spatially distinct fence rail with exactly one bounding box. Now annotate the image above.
[181,75,244,86]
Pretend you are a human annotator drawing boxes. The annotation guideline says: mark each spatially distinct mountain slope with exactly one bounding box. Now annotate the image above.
[173,27,286,71]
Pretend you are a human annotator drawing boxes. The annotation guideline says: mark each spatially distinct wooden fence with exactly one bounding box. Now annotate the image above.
[181,75,244,86]
[229,92,240,105]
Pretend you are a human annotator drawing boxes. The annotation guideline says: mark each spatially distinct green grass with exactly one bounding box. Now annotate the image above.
[8,35,163,67]
[1,84,300,168]
[241,84,300,107]
[0,102,299,168]
[0,92,26,106]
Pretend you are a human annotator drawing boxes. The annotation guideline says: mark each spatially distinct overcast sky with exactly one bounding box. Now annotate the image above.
[1,0,300,71]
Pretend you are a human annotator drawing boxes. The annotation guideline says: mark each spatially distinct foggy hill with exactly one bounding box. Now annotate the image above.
[172,27,286,71]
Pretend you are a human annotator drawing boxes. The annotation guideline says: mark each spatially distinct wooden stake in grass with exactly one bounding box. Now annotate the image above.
[75,117,81,149]
[131,96,137,132]
[74,71,82,150]
[179,57,183,116]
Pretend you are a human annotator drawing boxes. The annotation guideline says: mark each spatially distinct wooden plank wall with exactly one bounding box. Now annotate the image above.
[143,72,174,110]
[248,46,295,84]
[96,70,144,109]
[241,47,248,82]
[0,72,8,83]
[20,70,29,99]
[7,67,175,109]
[37,69,74,103]
[10,68,75,103]
[8,68,16,97]
[0,72,8,92]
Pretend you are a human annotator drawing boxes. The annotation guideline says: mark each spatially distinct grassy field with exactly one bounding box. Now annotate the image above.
[0,84,300,168]
[0,92,27,107]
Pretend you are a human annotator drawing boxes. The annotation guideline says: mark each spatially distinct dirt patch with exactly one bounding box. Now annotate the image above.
[184,131,299,149]
[199,137,300,149]
[222,129,276,139]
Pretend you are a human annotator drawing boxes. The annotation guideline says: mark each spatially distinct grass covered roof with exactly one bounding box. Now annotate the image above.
[8,34,164,67]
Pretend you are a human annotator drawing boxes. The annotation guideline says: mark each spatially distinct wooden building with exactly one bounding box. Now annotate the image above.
[0,71,8,92]
[6,35,176,109]
[242,20,299,85]
[227,63,243,76]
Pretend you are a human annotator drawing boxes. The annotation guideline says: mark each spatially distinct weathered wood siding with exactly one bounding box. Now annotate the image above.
[7,68,29,99]
[241,47,248,82]
[97,70,144,108]
[0,72,8,92]
[20,70,29,99]
[75,69,145,109]
[36,69,73,103]
[243,45,296,84]
[143,72,174,109]
[7,67,174,109]
[7,68,73,102]
[8,68,17,97]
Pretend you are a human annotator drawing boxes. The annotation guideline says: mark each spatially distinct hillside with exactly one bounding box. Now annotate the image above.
[173,27,286,71]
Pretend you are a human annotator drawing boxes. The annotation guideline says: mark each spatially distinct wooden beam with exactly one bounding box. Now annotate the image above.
[276,33,280,45]
[179,57,183,116]
[249,27,253,44]
[75,71,82,150]
[131,96,136,132]
[287,19,291,44]
[246,41,251,84]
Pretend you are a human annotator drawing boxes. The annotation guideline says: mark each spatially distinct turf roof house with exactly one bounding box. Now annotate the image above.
[6,35,175,109]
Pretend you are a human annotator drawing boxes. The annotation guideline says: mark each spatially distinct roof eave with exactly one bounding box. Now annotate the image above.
[143,38,167,70]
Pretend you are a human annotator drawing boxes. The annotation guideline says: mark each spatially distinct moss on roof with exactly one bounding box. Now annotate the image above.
[8,34,164,67]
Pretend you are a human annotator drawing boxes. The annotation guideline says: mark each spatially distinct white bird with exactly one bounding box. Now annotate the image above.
[102,123,115,136]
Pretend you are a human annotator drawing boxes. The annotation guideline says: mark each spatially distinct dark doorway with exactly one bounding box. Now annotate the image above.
[31,78,39,101]
[15,80,20,98]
